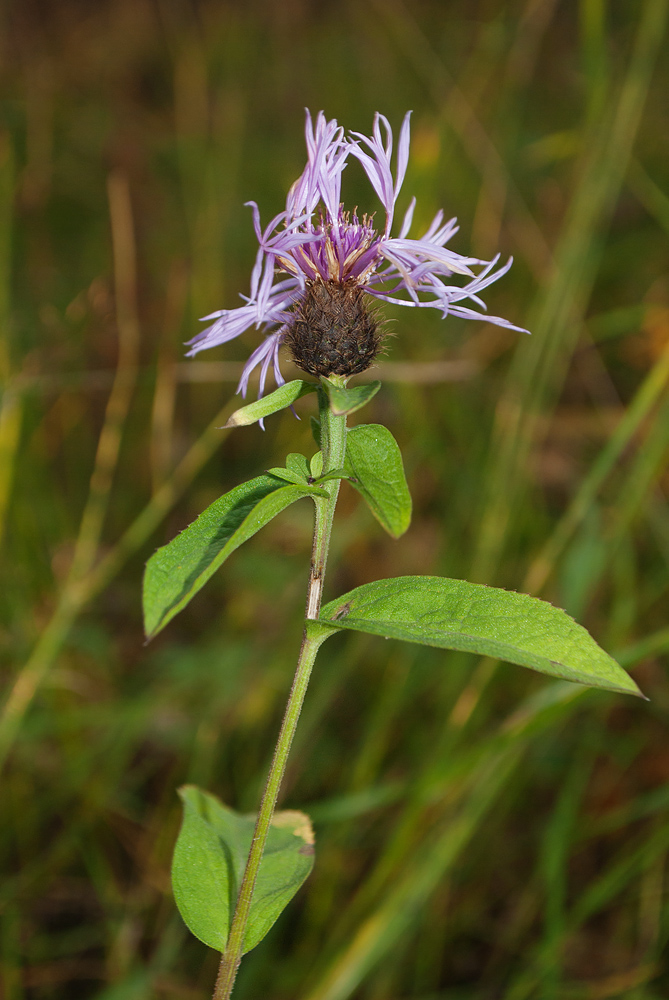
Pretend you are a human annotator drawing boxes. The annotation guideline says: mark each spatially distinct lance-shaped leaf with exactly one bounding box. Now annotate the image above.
[224,380,317,428]
[315,576,642,697]
[143,475,322,638]
[344,424,411,538]
[323,379,381,416]
[172,786,315,954]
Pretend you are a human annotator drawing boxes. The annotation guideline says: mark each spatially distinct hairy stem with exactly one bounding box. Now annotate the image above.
[213,383,347,1000]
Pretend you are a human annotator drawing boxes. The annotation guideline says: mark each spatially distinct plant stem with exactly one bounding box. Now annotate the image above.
[212,384,347,1000]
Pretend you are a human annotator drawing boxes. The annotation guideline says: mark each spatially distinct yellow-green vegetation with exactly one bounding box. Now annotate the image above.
[1,1,669,998]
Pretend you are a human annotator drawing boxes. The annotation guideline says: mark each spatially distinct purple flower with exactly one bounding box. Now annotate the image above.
[187,110,526,398]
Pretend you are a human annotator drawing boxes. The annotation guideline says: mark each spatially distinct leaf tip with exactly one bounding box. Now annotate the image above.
[223,411,252,429]
[629,681,649,701]
[142,617,164,643]
[387,519,411,540]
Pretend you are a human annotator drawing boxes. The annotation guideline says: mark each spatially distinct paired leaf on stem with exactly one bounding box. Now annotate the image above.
[222,376,382,429]
[143,474,323,638]
[172,786,315,954]
[260,424,412,541]
[315,576,642,697]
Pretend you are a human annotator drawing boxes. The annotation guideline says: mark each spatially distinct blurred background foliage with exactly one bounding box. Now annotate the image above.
[1,0,669,997]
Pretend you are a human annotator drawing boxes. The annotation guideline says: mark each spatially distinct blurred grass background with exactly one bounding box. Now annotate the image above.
[1,0,669,997]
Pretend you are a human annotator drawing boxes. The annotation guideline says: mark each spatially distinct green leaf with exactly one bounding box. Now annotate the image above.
[265,467,305,485]
[323,379,381,416]
[310,416,322,448]
[286,453,311,479]
[316,576,642,697]
[344,424,412,538]
[224,380,317,428]
[172,786,315,954]
[309,450,323,478]
[266,453,311,486]
[315,468,349,484]
[143,475,321,638]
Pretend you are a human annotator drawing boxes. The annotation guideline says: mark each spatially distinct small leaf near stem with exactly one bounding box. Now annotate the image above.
[212,378,347,1000]
[344,424,412,538]
[223,380,317,428]
[322,378,381,416]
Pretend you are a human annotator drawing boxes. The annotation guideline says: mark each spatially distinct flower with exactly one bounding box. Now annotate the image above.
[187,110,526,397]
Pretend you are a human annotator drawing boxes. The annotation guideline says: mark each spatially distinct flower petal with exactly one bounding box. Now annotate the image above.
[394,111,412,200]
[237,331,286,399]
[189,109,526,401]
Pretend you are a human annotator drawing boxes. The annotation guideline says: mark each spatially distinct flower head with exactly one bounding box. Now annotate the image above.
[187,110,525,397]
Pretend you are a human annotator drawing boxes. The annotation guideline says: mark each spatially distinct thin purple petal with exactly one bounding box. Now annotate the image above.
[190,108,525,402]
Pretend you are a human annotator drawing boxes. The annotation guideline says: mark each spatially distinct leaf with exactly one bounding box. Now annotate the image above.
[315,468,349,483]
[266,453,311,486]
[323,380,381,416]
[286,453,311,479]
[316,576,642,697]
[309,451,323,478]
[344,424,412,538]
[265,467,305,485]
[224,380,317,428]
[143,475,321,638]
[172,786,315,954]
[310,416,322,448]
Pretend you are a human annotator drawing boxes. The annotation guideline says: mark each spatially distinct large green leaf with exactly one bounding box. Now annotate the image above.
[344,424,411,538]
[323,379,381,416]
[143,475,321,638]
[224,380,317,428]
[315,576,642,696]
[172,786,315,954]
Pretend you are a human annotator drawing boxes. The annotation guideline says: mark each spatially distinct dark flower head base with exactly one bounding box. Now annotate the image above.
[286,280,381,378]
[187,111,527,396]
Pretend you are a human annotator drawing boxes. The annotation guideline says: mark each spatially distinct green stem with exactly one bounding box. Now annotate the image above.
[212,382,347,1000]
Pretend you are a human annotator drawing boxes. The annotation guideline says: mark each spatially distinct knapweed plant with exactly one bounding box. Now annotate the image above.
[142,112,642,999]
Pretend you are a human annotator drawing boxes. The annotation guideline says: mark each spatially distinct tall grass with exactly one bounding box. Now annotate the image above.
[1,2,668,998]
